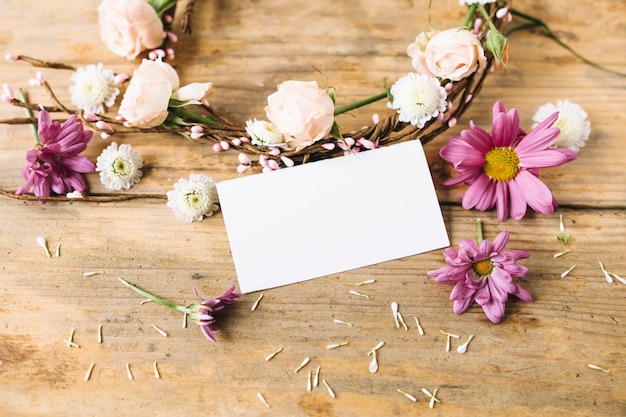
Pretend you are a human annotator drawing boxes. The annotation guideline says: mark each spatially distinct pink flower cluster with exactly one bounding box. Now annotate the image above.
[16,111,95,198]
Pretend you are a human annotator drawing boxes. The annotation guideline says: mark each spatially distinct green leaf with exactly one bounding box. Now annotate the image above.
[148,0,178,17]
[329,121,343,141]
[164,111,192,127]
[328,87,337,105]
[168,98,202,108]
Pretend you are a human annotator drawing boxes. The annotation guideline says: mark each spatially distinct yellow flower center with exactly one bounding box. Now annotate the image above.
[472,259,493,277]
[483,147,520,181]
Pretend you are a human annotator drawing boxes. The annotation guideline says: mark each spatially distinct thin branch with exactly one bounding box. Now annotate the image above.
[0,188,167,202]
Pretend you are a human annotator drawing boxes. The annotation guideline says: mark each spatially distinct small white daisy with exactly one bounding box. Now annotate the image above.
[532,99,591,152]
[69,63,120,115]
[96,142,143,190]
[245,119,287,147]
[167,173,219,223]
[387,73,448,128]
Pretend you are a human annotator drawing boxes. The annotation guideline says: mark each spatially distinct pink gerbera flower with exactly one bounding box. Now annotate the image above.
[428,230,532,323]
[440,101,577,221]
[16,110,95,198]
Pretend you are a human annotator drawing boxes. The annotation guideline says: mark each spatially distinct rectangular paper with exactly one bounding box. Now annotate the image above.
[217,140,449,293]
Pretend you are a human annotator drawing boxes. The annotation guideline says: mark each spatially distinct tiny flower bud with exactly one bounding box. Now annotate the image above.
[231,138,242,146]
[485,28,509,70]
[268,159,280,170]
[35,71,45,83]
[190,132,204,139]
[113,74,129,85]
[100,132,111,139]
[239,136,250,144]
[220,141,230,151]
[322,143,335,150]
[280,156,295,167]
[83,112,100,122]
[371,113,380,124]
[237,164,251,173]
[5,53,18,62]
[212,143,223,152]
[190,125,204,134]
[95,121,112,130]
[238,153,252,165]
[167,32,178,43]
[268,147,281,156]
[1,94,13,103]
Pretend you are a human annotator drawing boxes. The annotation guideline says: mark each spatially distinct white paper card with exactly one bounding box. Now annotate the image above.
[216,140,449,293]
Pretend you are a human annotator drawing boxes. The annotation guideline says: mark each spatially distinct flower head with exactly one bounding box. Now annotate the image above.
[387,73,447,128]
[96,142,143,190]
[428,230,532,323]
[16,110,95,198]
[440,101,577,221]
[245,119,287,147]
[69,63,120,115]
[189,286,243,342]
[166,173,219,222]
[532,99,591,152]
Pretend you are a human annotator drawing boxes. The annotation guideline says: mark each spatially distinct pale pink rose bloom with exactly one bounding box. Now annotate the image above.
[408,28,487,82]
[265,80,335,150]
[98,0,164,60]
[119,59,214,128]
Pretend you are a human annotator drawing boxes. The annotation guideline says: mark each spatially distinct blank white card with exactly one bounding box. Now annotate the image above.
[216,140,449,293]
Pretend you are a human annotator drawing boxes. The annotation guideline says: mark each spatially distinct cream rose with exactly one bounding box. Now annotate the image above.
[265,80,335,149]
[119,59,213,128]
[408,28,487,82]
[98,0,165,60]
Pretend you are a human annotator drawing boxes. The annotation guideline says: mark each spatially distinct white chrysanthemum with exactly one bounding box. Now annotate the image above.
[387,73,448,128]
[96,142,143,190]
[532,99,591,152]
[69,63,120,114]
[167,173,219,223]
[245,119,287,147]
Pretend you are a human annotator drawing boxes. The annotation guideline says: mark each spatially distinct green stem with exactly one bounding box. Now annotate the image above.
[18,88,40,145]
[334,91,388,116]
[118,277,191,314]
[476,218,484,244]
[462,4,479,29]
[169,106,220,126]
[477,4,498,32]
[509,8,626,78]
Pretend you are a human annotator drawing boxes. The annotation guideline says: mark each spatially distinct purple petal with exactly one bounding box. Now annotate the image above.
[461,174,494,210]
[453,296,475,315]
[481,299,505,323]
[511,171,556,215]
[491,231,510,253]
[519,149,570,169]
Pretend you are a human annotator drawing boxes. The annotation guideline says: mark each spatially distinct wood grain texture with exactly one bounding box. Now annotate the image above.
[1,0,625,416]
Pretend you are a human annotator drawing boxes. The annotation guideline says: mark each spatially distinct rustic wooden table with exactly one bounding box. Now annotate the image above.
[1,0,624,416]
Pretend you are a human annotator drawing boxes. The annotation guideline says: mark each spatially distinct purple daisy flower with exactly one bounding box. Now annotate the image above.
[439,101,577,221]
[191,286,242,342]
[16,110,95,198]
[428,230,532,324]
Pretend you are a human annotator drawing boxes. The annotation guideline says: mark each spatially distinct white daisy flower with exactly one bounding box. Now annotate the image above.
[532,99,591,152]
[387,73,448,128]
[245,119,287,147]
[96,142,143,190]
[69,63,120,115]
[167,173,219,223]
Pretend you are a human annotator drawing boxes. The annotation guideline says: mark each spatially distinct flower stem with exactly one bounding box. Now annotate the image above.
[18,88,40,145]
[334,91,388,116]
[508,8,626,78]
[118,277,191,314]
[477,4,498,32]
[476,218,484,244]
[168,106,220,126]
[462,4,479,28]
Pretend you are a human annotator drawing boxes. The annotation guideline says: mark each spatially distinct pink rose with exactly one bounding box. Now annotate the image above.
[98,0,164,60]
[265,80,335,149]
[119,59,214,128]
[407,28,487,82]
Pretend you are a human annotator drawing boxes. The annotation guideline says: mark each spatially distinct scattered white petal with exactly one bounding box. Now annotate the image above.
[251,293,264,311]
[151,324,168,337]
[126,363,133,380]
[553,249,571,259]
[560,265,576,278]
[322,378,336,398]
[83,271,104,277]
[349,290,370,299]
[36,237,51,258]
[257,392,271,408]
[355,279,376,286]
[457,334,474,353]
[154,361,161,379]
[84,363,96,381]
[264,347,283,362]
[333,319,353,327]
[588,364,610,373]
[294,357,310,373]
[397,388,417,402]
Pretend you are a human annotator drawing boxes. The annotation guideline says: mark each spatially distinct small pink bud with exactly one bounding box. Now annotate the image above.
[115,115,125,121]
[100,132,111,139]
[337,142,348,151]
[238,153,252,165]
[268,159,279,170]
[237,164,251,174]
[165,14,173,23]
[465,94,473,104]
[83,112,100,122]
[190,125,203,134]
[444,83,453,93]
[202,99,211,107]
[66,191,84,199]
[322,143,335,150]
[496,7,509,19]
[448,118,457,128]
[167,32,178,43]
[1,93,13,103]
[280,156,295,167]
[212,143,223,152]
[220,141,230,151]
[262,167,274,173]
[95,121,112,130]
[259,155,269,167]
[231,138,242,146]
[190,132,204,140]
[156,49,166,58]
[113,74,129,85]
[2,83,14,98]
[148,50,158,60]
[268,147,281,156]
[166,48,175,60]
[352,147,361,153]
[5,53,18,62]
[35,71,45,83]
[371,113,380,124]
[358,138,375,150]
[345,137,355,147]
[28,78,40,87]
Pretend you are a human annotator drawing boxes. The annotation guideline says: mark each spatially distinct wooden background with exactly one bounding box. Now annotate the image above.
[1,0,625,416]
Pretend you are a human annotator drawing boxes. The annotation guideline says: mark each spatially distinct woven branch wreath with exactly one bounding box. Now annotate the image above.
[1,1,509,201]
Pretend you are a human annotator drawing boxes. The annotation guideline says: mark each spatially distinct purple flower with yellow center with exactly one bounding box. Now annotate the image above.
[118,278,241,342]
[428,224,532,324]
[16,110,95,198]
[439,101,577,221]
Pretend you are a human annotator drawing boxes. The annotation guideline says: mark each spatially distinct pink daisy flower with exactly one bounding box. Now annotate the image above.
[440,101,577,221]
[16,110,95,198]
[428,230,532,323]
[190,286,242,342]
